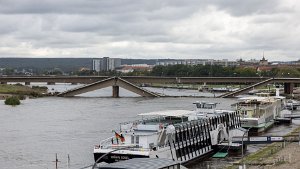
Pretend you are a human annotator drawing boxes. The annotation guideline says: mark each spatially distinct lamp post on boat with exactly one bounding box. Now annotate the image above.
[241,127,252,160]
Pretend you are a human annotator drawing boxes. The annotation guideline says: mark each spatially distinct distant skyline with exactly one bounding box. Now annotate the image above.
[0,0,299,61]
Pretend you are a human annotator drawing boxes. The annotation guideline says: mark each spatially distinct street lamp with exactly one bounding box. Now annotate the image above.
[241,127,252,160]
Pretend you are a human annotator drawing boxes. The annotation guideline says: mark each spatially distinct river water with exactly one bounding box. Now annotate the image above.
[0,84,298,169]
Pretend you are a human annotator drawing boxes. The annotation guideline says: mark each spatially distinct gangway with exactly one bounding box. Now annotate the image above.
[232,135,300,144]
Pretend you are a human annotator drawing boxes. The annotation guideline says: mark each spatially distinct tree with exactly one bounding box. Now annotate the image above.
[5,96,21,106]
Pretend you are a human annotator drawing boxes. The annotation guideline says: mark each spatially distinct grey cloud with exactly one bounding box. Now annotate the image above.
[211,0,281,16]
[0,0,199,15]
[0,0,299,61]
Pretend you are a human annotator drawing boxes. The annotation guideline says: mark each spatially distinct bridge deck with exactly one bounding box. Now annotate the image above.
[58,77,161,97]
[218,78,274,98]
[1,76,300,84]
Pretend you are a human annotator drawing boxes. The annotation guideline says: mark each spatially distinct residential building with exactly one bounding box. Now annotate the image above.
[92,59,101,72]
[156,59,238,67]
[92,57,121,72]
[116,64,153,73]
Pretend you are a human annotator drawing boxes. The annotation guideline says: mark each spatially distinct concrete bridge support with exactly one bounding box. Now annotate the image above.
[0,82,7,84]
[47,82,55,85]
[25,82,30,85]
[112,85,119,98]
[284,83,294,94]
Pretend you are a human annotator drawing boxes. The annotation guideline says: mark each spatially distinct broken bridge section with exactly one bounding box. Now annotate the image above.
[218,78,274,98]
[57,76,161,97]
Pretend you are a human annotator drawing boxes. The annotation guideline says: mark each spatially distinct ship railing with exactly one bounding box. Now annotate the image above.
[120,117,174,132]
[99,143,151,152]
[109,145,151,152]
[98,137,151,151]
[120,117,164,126]
[99,136,115,148]
[235,102,273,108]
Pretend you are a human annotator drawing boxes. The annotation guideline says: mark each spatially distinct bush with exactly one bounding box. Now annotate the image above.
[5,96,21,106]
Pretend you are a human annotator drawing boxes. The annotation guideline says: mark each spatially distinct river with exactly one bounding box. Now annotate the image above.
[0,84,298,169]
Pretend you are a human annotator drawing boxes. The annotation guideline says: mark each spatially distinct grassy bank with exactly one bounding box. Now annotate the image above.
[0,84,48,97]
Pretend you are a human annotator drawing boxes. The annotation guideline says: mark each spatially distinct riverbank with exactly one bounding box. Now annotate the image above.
[0,84,48,99]
[227,125,300,169]
[0,93,12,100]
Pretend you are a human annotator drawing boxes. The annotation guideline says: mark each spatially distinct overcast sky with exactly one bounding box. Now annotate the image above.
[0,0,299,61]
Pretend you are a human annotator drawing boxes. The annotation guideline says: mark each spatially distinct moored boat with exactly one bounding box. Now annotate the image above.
[233,95,282,133]
[286,99,300,110]
[94,102,244,165]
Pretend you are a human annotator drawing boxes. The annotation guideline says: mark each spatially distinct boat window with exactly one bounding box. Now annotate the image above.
[136,135,139,145]
[179,130,182,142]
[182,129,186,141]
[131,135,134,144]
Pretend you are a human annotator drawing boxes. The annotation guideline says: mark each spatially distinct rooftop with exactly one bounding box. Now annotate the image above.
[138,110,195,117]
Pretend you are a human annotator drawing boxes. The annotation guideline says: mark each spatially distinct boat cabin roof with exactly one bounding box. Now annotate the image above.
[138,110,194,117]
[256,92,271,97]
[193,101,218,109]
[238,96,270,102]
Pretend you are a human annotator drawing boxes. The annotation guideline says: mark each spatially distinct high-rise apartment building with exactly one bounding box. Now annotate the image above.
[92,59,101,72]
[92,57,121,72]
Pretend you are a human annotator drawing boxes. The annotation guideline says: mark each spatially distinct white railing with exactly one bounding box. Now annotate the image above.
[99,136,114,148]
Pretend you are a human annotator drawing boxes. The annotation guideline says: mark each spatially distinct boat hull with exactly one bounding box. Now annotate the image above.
[94,152,149,163]
[242,120,274,135]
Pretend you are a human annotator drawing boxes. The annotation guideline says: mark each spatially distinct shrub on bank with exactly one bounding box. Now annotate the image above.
[4,96,21,106]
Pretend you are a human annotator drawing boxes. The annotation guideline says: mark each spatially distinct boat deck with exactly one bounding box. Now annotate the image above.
[95,158,187,169]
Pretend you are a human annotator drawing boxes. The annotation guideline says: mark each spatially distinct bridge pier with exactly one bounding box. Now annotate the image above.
[47,82,55,85]
[25,82,30,85]
[112,85,119,98]
[0,82,7,84]
[284,83,294,94]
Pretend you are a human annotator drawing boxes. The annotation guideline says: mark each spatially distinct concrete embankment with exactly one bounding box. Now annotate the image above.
[227,126,300,169]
